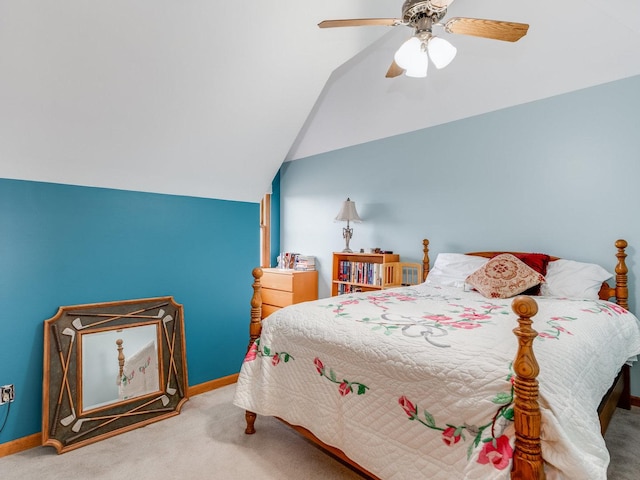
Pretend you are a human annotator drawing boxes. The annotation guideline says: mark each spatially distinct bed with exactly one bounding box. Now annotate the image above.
[233,239,640,479]
[117,338,159,401]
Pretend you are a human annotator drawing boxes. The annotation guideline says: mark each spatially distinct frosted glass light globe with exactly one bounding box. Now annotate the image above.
[394,37,429,78]
[427,36,457,69]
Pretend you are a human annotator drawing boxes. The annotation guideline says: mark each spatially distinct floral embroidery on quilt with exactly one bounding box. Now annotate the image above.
[322,289,460,317]
[362,291,420,311]
[535,300,627,341]
[320,291,510,346]
[356,304,506,347]
[398,365,515,471]
[243,339,294,365]
[581,300,628,317]
[120,369,134,386]
[314,357,369,396]
[537,316,576,340]
[359,314,451,347]
[445,302,511,326]
[137,356,152,375]
[335,299,356,316]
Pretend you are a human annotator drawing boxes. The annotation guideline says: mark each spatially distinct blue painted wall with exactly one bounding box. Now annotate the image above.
[278,74,640,395]
[0,179,259,443]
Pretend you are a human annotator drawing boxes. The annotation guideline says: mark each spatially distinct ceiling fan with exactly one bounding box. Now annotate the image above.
[318,0,529,78]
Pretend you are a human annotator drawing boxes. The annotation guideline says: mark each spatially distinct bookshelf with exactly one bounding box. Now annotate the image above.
[331,252,400,296]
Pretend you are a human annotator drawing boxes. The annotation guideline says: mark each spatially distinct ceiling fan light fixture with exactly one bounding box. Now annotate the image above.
[394,36,429,77]
[405,63,429,78]
[427,36,457,69]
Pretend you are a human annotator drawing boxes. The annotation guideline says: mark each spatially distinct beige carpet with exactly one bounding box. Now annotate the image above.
[0,385,638,479]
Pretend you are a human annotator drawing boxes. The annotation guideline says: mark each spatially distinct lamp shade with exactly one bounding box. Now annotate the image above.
[335,198,362,223]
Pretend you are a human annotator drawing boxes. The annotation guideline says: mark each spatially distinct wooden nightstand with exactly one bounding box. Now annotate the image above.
[261,268,318,319]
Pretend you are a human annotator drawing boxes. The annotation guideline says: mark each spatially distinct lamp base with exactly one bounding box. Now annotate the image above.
[342,226,354,254]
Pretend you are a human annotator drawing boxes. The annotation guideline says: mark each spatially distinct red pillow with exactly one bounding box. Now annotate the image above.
[491,253,550,295]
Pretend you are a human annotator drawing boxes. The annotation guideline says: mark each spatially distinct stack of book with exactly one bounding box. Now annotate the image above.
[294,255,316,271]
[279,252,299,269]
[337,260,382,286]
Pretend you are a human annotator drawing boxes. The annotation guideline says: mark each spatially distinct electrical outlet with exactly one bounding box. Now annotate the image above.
[0,384,14,404]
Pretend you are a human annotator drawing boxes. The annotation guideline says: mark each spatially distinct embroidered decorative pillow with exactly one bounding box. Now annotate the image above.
[492,252,551,296]
[466,253,545,299]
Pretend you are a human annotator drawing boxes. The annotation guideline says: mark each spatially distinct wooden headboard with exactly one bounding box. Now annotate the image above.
[420,238,629,310]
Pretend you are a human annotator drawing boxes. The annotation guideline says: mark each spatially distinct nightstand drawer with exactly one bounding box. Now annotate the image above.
[262,288,294,308]
[262,270,295,291]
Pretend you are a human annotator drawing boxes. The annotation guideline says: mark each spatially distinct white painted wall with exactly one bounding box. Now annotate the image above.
[2,1,639,203]
[0,0,392,202]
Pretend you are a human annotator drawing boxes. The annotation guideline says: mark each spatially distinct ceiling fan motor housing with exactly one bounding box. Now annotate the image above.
[402,0,447,31]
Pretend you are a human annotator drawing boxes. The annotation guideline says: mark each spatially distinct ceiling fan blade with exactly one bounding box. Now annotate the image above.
[444,17,529,42]
[385,60,405,78]
[318,18,402,28]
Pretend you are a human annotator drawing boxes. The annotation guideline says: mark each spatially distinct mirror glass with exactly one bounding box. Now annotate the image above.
[81,324,160,412]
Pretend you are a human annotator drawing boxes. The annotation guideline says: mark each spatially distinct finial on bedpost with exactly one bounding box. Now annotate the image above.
[615,239,628,311]
[511,296,545,480]
[422,239,430,282]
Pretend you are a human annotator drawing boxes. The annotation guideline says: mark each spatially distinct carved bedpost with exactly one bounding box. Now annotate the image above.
[422,238,430,282]
[116,339,124,379]
[245,267,264,435]
[511,296,545,480]
[249,267,264,351]
[615,239,628,311]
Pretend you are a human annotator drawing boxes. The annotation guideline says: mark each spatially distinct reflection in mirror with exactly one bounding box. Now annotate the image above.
[81,324,160,412]
[42,296,188,454]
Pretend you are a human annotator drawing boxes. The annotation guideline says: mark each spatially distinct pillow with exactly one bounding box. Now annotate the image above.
[495,253,550,296]
[466,253,545,299]
[426,253,489,288]
[540,259,613,299]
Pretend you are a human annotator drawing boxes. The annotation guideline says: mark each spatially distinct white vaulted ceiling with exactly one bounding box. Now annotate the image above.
[1,1,639,202]
[287,0,640,160]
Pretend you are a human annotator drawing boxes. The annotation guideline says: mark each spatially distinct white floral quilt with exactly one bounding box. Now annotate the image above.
[233,284,640,479]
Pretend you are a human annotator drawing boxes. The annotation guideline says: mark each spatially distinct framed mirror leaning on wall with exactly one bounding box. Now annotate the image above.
[42,296,188,453]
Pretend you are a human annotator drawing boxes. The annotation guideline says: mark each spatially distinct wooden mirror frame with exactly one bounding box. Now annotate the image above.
[42,296,188,453]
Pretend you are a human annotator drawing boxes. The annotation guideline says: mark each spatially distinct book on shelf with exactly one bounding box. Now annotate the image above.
[337,284,363,295]
[337,260,382,286]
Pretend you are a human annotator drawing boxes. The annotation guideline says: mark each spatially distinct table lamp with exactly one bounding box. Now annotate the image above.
[335,198,362,253]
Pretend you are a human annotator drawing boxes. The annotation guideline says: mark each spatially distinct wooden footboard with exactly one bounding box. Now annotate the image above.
[243,239,630,480]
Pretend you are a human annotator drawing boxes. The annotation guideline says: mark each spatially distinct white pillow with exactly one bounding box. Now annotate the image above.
[540,259,613,299]
[426,253,489,288]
